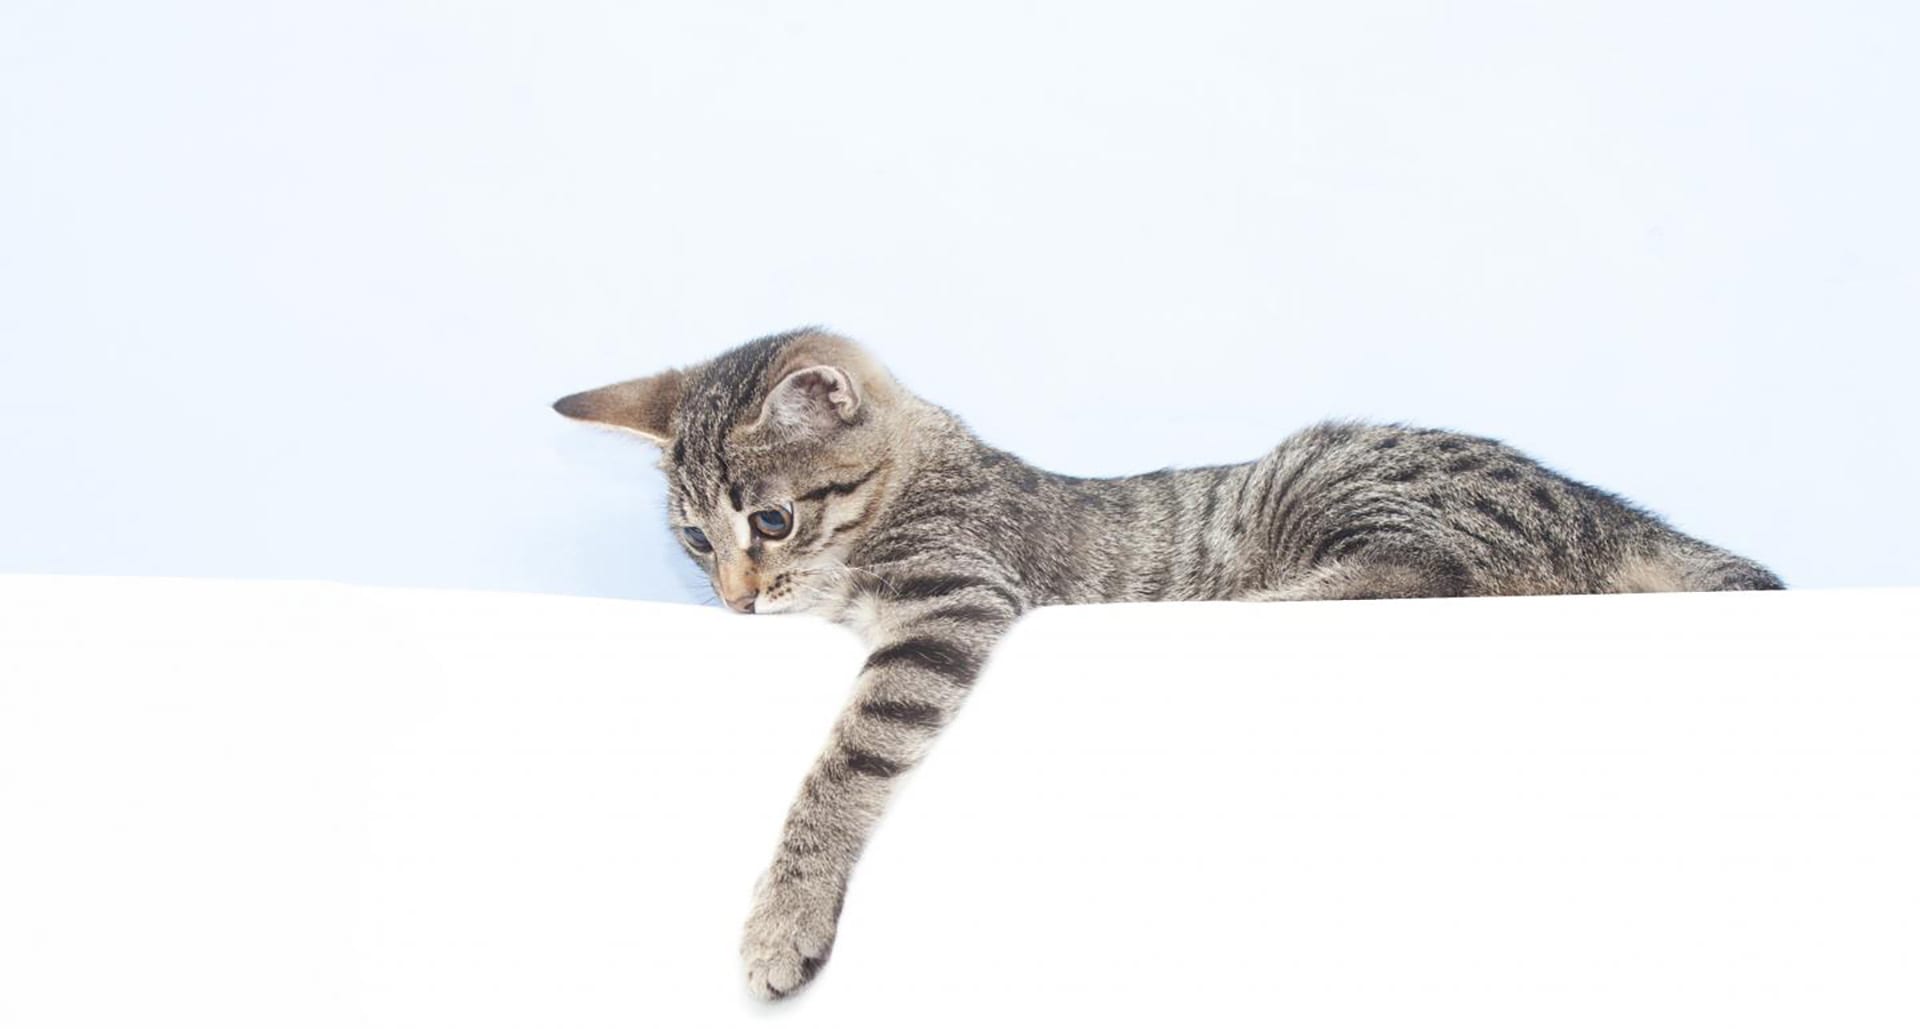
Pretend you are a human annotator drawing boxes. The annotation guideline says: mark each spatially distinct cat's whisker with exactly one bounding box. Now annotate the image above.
[830,561,904,593]
[781,571,853,609]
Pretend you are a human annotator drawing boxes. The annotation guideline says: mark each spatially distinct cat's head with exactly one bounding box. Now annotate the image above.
[553,328,905,615]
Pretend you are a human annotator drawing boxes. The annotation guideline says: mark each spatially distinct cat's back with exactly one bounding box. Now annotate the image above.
[1276,420,1635,515]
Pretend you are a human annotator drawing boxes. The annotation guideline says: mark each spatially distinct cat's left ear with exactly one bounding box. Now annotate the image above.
[754,365,862,436]
[551,369,684,444]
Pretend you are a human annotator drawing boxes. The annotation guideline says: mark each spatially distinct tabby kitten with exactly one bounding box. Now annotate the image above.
[553,328,1781,999]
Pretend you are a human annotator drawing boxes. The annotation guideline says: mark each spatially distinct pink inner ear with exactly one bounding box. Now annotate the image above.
[794,370,837,400]
[788,368,855,417]
[755,364,859,435]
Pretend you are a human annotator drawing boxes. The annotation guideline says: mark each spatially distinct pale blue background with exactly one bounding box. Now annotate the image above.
[2,1,1915,603]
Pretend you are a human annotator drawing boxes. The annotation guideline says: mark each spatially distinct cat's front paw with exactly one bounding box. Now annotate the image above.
[741,870,841,1000]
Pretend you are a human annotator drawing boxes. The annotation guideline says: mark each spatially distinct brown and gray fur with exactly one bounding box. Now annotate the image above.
[553,327,1782,999]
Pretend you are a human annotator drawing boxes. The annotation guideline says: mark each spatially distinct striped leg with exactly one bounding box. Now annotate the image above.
[741,577,1018,999]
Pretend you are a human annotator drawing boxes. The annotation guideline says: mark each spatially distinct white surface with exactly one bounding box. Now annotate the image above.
[2,1,1917,598]
[1,575,1915,1027]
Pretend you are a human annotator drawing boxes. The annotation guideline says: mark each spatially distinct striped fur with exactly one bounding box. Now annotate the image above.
[553,328,1782,999]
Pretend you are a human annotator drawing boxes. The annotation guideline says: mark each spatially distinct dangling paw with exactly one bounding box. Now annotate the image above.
[741,871,841,1000]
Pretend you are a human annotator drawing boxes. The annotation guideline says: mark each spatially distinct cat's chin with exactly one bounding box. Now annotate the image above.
[749,596,803,616]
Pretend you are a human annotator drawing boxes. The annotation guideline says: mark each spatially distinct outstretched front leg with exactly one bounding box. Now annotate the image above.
[742,572,1021,999]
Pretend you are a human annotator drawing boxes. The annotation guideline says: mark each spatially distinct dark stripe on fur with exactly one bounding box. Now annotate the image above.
[826,514,869,535]
[798,467,879,503]
[881,574,1023,614]
[822,494,881,538]
[859,698,946,728]
[914,603,1011,626]
[1471,497,1529,536]
[842,747,904,778]
[1312,524,1383,565]
[863,636,984,683]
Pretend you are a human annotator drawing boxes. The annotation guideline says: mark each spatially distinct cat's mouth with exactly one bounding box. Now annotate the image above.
[748,568,844,616]
[746,572,799,615]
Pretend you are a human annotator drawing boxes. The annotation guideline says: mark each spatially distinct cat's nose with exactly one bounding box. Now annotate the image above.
[717,565,760,613]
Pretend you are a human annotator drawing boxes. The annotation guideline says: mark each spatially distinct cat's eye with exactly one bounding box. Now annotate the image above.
[749,507,792,540]
[681,526,712,553]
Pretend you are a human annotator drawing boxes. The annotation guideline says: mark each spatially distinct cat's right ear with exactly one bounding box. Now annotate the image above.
[551,369,684,444]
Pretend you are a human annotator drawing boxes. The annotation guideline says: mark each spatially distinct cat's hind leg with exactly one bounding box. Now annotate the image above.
[1611,545,1785,593]
[1239,555,1477,602]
